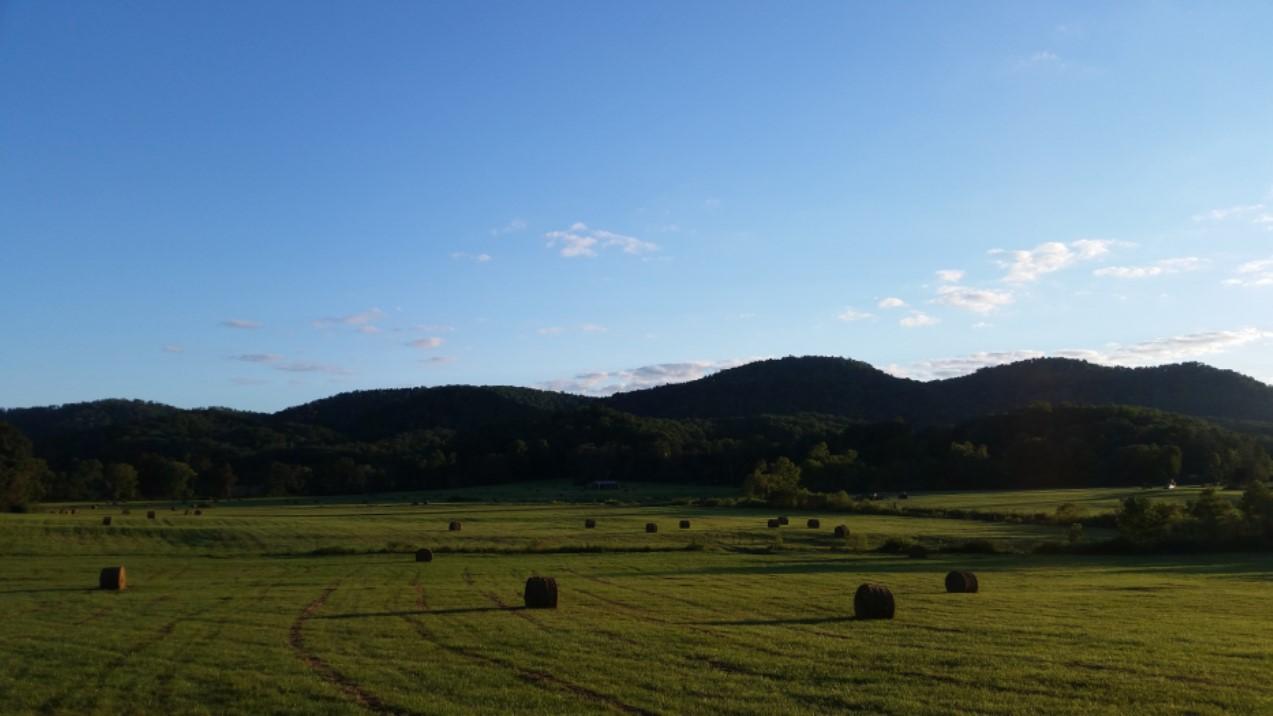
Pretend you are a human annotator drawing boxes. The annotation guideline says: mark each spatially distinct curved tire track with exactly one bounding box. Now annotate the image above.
[407,581,656,716]
[289,584,411,715]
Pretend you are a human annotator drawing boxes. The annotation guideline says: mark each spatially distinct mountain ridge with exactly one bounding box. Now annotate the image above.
[4,356,1272,438]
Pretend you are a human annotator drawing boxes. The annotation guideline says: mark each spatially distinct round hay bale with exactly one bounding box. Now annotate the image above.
[907,544,929,559]
[854,583,894,620]
[645,522,658,533]
[584,518,597,528]
[767,519,781,528]
[193,509,202,516]
[415,548,434,563]
[121,509,131,515]
[99,566,126,591]
[945,570,979,593]
[146,511,156,520]
[524,576,558,609]
[449,520,462,532]
[679,520,691,529]
[807,518,821,529]
[101,516,112,526]
[834,525,849,538]
[777,516,790,525]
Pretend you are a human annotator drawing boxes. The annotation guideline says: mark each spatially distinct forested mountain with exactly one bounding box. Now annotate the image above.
[2,356,1271,507]
[273,385,591,440]
[606,356,1273,424]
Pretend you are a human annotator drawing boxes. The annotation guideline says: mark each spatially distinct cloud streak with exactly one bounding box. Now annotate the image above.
[1094,257,1205,279]
[313,308,383,330]
[220,319,261,330]
[837,308,872,322]
[544,223,658,258]
[934,285,1014,314]
[993,239,1113,283]
[900,311,939,328]
[885,327,1271,380]
[1223,258,1273,287]
[540,358,759,396]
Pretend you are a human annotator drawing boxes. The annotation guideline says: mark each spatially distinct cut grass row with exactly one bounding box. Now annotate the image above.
[3,549,1272,714]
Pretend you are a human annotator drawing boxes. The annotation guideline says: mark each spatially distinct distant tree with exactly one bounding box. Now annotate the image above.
[744,457,802,506]
[203,463,237,499]
[1117,495,1185,543]
[1239,480,1273,541]
[105,463,139,501]
[57,458,104,500]
[266,462,308,496]
[0,422,47,510]
[1188,488,1240,543]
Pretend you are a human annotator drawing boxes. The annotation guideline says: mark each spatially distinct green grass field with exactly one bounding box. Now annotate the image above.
[2,486,1270,714]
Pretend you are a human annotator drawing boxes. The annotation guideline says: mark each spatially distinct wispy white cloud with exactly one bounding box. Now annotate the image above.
[273,362,351,375]
[540,358,759,396]
[1192,195,1273,231]
[1192,203,1265,223]
[220,319,261,330]
[313,308,383,330]
[934,285,1014,314]
[877,297,907,309]
[900,311,939,328]
[884,350,1044,380]
[538,324,607,336]
[421,356,455,365]
[490,218,528,236]
[544,223,658,258]
[162,344,184,354]
[1016,50,1066,72]
[1223,258,1273,287]
[837,308,873,322]
[935,269,965,283]
[406,337,445,349]
[1094,257,1206,279]
[885,327,1272,380]
[993,239,1114,283]
[231,353,282,363]
[413,324,455,333]
[450,252,493,263]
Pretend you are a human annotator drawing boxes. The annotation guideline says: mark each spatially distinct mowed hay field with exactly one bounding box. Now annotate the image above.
[2,493,1272,714]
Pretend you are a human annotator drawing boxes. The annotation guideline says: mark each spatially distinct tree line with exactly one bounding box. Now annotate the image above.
[1,400,1271,510]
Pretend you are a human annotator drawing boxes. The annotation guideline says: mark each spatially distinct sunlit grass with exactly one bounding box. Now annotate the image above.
[2,491,1269,714]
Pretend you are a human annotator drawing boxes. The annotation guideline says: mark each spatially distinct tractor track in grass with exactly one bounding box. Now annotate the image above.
[404,581,656,716]
[38,601,198,715]
[562,569,791,659]
[290,583,412,715]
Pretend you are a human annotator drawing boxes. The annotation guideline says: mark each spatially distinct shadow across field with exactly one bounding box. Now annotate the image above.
[695,615,862,627]
[313,606,519,620]
[0,586,99,595]
[597,555,982,579]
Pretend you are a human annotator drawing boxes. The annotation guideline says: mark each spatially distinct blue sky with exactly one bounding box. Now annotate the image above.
[2,1,1271,411]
